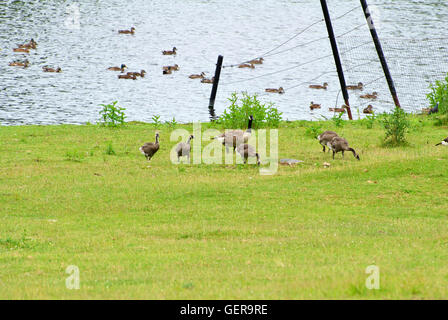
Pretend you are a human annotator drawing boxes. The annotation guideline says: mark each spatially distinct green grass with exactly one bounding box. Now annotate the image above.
[1,117,448,299]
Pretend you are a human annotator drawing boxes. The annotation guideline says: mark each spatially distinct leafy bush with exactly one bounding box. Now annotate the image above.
[152,115,162,129]
[305,122,323,139]
[380,107,410,146]
[427,74,448,125]
[105,142,116,155]
[331,112,345,128]
[99,101,126,127]
[165,117,178,129]
[362,113,376,129]
[218,92,282,129]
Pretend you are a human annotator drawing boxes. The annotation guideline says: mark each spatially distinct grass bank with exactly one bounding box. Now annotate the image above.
[1,118,448,299]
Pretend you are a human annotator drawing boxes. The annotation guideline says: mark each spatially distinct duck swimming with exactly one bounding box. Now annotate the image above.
[201,77,214,84]
[265,87,284,94]
[9,60,29,68]
[18,39,37,50]
[127,70,146,77]
[309,82,328,90]
[162,47,177,55]
[13,48,30,53]
[118,74,137,80]
[347,82,364,90]
[360,92,378,99]
[43,66,62,73]
[108,64,127,72]
[249,58,264,64]
[310,102,321,110]
[238,63,255,69]
[118,27,135,34]
[189,72,205,79]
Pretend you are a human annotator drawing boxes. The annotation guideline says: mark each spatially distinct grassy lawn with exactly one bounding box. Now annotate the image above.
[1,118,448,299]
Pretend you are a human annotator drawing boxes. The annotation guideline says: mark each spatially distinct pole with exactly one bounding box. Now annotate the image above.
[360,0,401,108]
[208,55,223,120]
[320,0,353,120]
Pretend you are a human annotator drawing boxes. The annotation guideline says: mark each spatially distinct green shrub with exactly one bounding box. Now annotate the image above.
[380,107,410,146]
[105,142,116,155]
[99,101,126,127]
[151,115,162,129]
[305,122,323,139]
[218,92,282,129]
[362,113,376,129]
[331,112,345,128]
[65,150,84,162]
[427,73,448,114]
[165,117,178,129]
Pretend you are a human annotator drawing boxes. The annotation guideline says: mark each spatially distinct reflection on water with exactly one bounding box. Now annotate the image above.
[0,0,447,125]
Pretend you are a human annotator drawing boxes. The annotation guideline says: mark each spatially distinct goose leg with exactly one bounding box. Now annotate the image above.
[322,145,326,153]
[332,151,335,160]
[342,151,345,158]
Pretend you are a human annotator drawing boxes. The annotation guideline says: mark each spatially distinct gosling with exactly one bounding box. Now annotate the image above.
[175,135,194,162]
[330,136,360,160]
[236,144,260,166]
[317,131,339,153]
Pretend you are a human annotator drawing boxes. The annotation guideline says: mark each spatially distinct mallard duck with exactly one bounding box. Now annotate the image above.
[107,64,127,72]
[238,63,255,69]
[162,47,177,55]
[360,92,378,99]
[189,72,205,79]
[43,66,62,73]
[13,48,30,53]
[118,27,135,34]
[310,101,321,110]
[118,74,137,80]
[127,70,146,77]
[9,60,29,68]
[163,64,179,72]
[201,77,214,83]
[329,105,347,113]
[363,105,374,114]
[265,87,284,94]
[249,58,264,65]
[309,82,328,90]
[139,133,160,162]
[18,38,37,49]
[347,82,364,90]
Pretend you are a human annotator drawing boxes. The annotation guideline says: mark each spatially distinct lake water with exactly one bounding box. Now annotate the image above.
[0,0,447,125]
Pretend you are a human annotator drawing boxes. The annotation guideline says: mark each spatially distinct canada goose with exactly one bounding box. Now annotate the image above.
[363,105,374,114]
[249,58,264,64]
[118,73,137,80]
[360,92,378,99]
[236,144,260,166]
[238,63,255,69]
[13,48,30,53]
[9,60,29,68]
[317,131,339,153]
[189,72,205,79]
[310,101,321,110]
[118,27,135,34]
[329,105,346,113]
[201,77,214,83]
[162,47,177,55]
[214,115,254,152]
[127,70,146,77]
[346,82,364,90]
[435,137,448,146]
[309,82,328,90]
[175,135,194,162]
[108,64,127,72]
[139,132,160,162]
[330,136,360,160]
[265,87,284,94]
[163,64,179,72]
[42,66,62,73]
[18,39,37,49]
